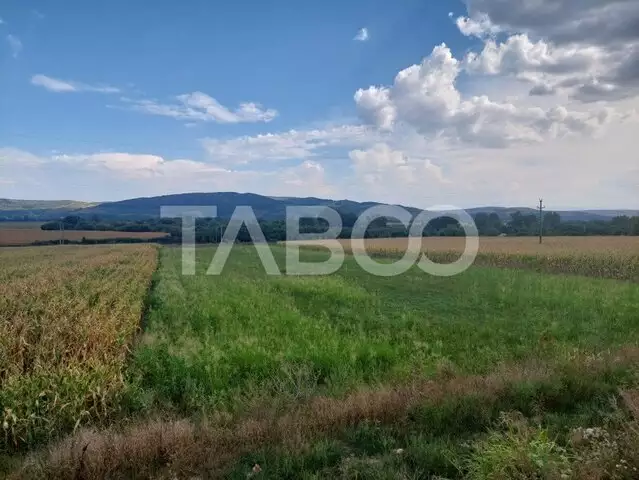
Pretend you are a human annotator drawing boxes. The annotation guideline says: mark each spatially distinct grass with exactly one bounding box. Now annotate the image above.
[128,245,639,415]
[0,245,157,452]
[14,353,639,478]
[0,229,168,246]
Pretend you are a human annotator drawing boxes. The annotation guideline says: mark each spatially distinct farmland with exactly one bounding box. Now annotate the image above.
[286,235,639,257]
[326,235,639,256]
[0,245,157,452]
[0,224,169,246]
[290,236,639,282]
[4,241,639,478]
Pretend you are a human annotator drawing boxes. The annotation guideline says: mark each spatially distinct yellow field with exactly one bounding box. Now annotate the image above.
[288,236,639,281]
[0,245,157,450]
[289,236,639,256]
[0,228,168,246]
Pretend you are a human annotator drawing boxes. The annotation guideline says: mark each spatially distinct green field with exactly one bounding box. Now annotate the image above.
[7,244,639,479]
[134,246,639,411]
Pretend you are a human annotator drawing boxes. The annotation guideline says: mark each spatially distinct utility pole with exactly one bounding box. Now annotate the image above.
[59,218,64,245]
[538,198,545,244]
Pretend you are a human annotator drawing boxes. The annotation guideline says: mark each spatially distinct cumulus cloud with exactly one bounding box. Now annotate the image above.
[7,34,21,58]
[125,91,277,124]
[464,0,639,46]
[354,43,613,148]
[459,0,639,100]
[31,74,120,93]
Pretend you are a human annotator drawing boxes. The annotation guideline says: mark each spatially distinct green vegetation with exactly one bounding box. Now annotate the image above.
[6,243,639,478]
[130,245,639,415]
[39,209,639,243]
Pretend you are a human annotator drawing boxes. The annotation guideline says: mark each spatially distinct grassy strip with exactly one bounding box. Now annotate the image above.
[12,349,639,479]
[0,245,158,452]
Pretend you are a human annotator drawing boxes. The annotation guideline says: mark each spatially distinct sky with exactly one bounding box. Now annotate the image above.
[1,0,638,209]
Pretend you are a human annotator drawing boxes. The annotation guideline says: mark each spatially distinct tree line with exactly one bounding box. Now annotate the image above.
[39,210,639,244]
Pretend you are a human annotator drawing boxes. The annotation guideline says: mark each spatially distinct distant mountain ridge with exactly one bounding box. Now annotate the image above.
[0,193,637,222]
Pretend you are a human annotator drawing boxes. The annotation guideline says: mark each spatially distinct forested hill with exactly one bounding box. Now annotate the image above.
[0,193,400,221]
[75,192,391,220]
[1,192,637,222]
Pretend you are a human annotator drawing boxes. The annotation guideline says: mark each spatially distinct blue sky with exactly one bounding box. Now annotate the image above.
[2,0,639,208]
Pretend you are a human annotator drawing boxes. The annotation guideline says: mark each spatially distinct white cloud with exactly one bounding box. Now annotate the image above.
[4,147,334,200]
[54,152,225,180]
[354,43,615,148]
[354,28,369,42]
[455,14,500,38]
[124,91,278,124]
[349,143,448,187]
[7,34,21,58]
[31,74,120,93]
[464,36,605,77]
[201,125,378,164]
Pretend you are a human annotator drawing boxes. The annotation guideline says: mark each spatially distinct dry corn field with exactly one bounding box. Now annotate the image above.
[0,229,168,246]
[289,236,639,282]
[0,245,157,451]
[289,236,639,255]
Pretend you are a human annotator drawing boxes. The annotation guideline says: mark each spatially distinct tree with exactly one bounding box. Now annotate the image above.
[544,212,561,232]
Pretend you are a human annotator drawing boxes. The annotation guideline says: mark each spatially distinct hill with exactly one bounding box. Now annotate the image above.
[0,199,99,222]
[0,199,96,211]
[1,193,637,222]
[72,192,403,220]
